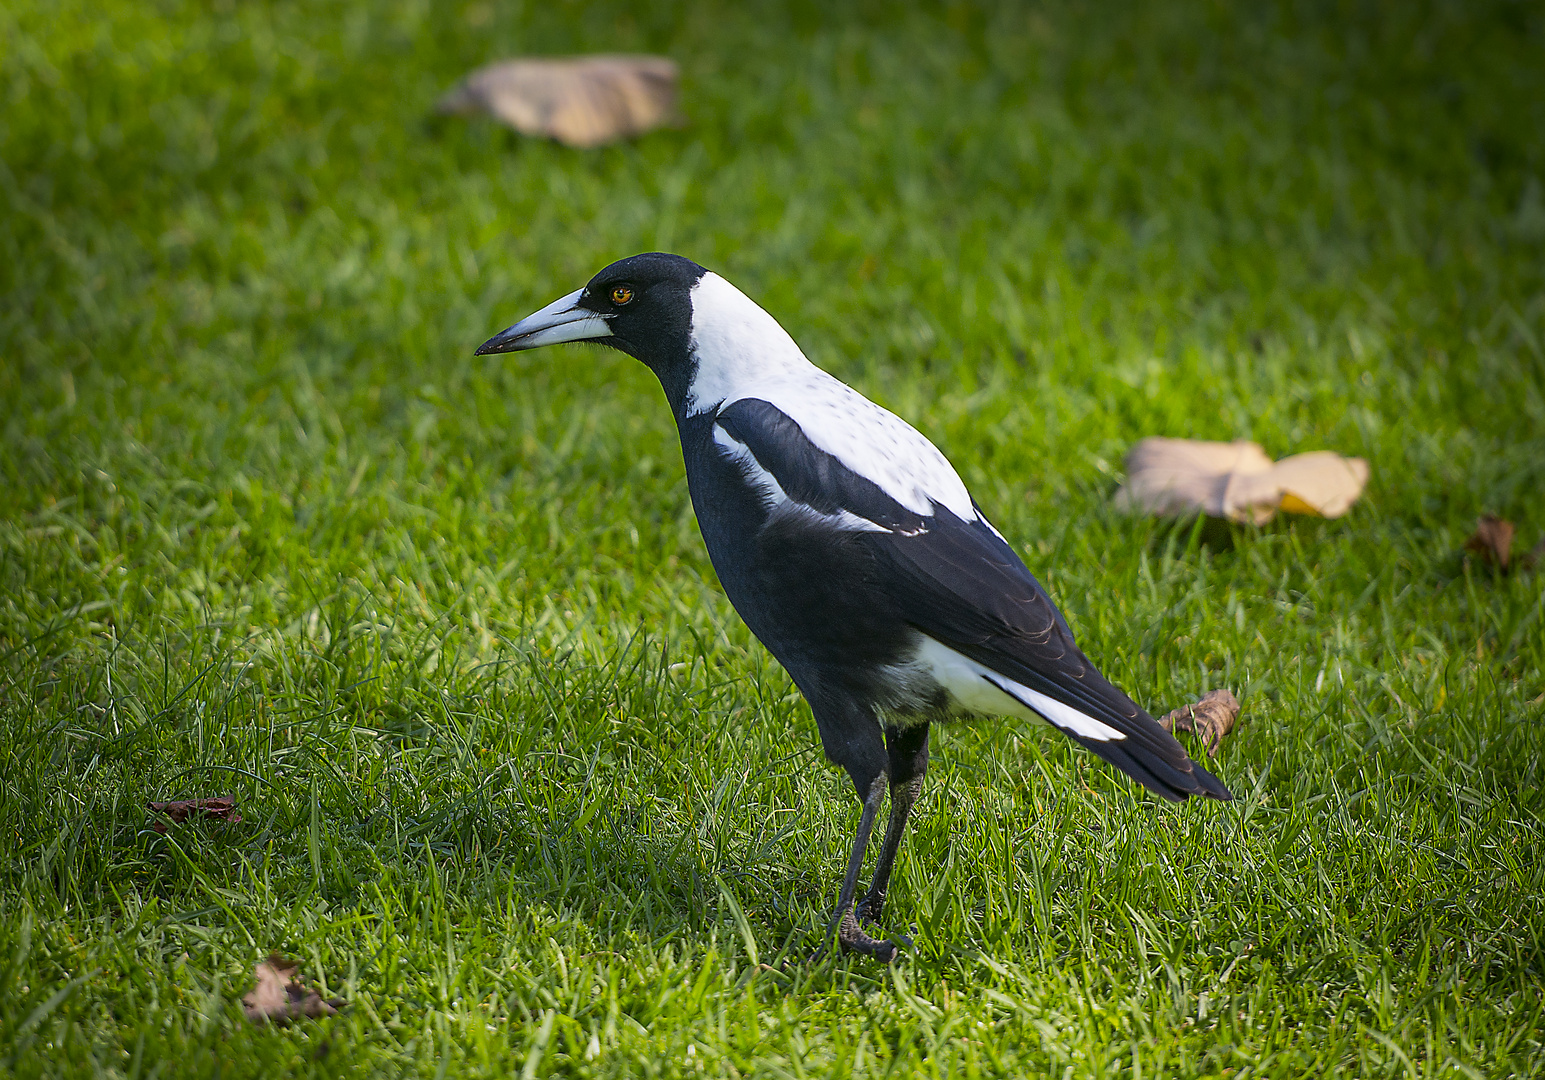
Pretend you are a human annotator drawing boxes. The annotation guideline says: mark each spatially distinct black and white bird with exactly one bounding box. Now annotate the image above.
[477,253,1231,961]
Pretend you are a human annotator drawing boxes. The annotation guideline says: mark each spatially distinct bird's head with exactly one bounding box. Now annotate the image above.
[477,252,711,409]
[478,252,813,417]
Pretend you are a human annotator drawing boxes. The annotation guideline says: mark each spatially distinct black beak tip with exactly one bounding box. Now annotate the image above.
[474,332,515,357]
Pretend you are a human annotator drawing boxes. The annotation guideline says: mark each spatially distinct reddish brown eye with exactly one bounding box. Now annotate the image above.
[610,285,634,305]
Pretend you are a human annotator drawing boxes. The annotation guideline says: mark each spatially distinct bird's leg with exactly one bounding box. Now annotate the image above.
[807,691,897,960]
[825,775,899,961]
[856,722,930,928]
[855,776,922,926]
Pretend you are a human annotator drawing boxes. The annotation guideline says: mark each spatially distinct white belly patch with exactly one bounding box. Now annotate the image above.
[897,636,1127,742]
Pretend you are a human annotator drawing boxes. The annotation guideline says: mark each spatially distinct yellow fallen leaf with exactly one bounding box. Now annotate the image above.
[1277,492,1321,516]
[436,55,680,148]
[1264,451,1369,518]
[1113,437,1368,523]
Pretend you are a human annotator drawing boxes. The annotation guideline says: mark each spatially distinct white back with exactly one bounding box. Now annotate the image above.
[683,272,977,521]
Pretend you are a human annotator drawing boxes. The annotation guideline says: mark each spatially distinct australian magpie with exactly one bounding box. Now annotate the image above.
[477,253,1232,961]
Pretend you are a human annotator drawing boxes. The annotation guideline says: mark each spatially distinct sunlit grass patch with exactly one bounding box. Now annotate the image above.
[2,0,1543,1076]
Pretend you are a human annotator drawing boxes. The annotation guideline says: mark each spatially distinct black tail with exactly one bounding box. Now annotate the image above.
[984,659,1234,802]
[1078,732,1233,802]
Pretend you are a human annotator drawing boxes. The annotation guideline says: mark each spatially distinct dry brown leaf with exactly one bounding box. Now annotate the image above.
[146,795,242,834]
[1266,451,1369,518]
[1113,439,1276,523]
[437,55,680,147]
[1157,689,1241,757]
[1113,438,1368,524]
[1465,515,1516,570]
[242,956,342,1025]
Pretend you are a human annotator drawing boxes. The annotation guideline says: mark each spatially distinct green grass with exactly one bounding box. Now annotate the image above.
[3,0,1544,1075]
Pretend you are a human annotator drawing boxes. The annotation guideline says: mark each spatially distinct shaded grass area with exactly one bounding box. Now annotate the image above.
[2,0,1543,1075]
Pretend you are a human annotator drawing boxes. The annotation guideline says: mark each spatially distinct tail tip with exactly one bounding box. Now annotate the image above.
[1192,761,1232,800]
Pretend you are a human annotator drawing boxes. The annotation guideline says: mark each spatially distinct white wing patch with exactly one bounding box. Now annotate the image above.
[711,424,887,532]
[686,272,977,522]
[908,636,1126,742]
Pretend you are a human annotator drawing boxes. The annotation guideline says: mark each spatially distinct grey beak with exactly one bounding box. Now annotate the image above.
[475,288,613,355]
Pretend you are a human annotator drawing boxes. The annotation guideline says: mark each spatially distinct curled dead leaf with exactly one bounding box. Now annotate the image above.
[146,795,242,834]
[1464,515,1516,570]
[1113,438,1368,524]
[242,956,342,1025]
[1157,689,1241,757]
[1463,517,1544,573]
[437,55,680,148]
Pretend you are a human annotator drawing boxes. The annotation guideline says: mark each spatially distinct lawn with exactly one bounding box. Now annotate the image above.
[2,0,1543,1075]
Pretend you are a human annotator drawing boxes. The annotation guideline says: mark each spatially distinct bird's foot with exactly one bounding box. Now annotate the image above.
[855,893,884,926]
[836,907,900,963]
[854,894,915,949]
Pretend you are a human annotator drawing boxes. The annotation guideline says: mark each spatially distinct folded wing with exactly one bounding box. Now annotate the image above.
[868,512,1231,801]
[713,396,1231,802]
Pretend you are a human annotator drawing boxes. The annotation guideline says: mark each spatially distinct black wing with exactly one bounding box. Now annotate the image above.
[867,510,1231,801]
[714,397,1230,802]
[716,398,930,533]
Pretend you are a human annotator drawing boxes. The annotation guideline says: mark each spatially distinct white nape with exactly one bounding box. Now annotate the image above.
[685,272,977,522]
[910,635,1127,742]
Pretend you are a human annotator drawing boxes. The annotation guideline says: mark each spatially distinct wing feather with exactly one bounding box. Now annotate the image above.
[869,516,1230,800]
[711,396,1230,801]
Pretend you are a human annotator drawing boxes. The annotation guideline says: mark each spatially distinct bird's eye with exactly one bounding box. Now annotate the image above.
[609,285,635,306]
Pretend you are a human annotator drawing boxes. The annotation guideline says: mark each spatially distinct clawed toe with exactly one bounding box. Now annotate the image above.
[836,908,900,962]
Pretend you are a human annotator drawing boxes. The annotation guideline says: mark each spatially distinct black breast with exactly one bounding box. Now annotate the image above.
[676,413,917,699]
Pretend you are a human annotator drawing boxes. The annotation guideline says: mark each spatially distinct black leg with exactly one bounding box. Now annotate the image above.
[827,776,899,961]
[803,686,901,961]
[856,722,930,928]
